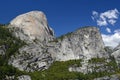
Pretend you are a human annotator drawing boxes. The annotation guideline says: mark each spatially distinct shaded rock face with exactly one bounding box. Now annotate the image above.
[0,45,6,55]
[5,75,31,80]
[94,74,120,80]
[49,27,107,61]
[9,11,54,43]
[112,44,120,67]
[9,43,53,72]
[17,75,31,80]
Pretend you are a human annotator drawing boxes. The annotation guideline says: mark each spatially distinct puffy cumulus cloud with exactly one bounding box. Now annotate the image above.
[92,9,120,47]
[102,29,120,48]
[92,9,119,26]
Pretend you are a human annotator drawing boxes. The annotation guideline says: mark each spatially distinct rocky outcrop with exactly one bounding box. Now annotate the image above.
[69,57,117,74]
[8,11,54,72]
[8,11,108,73]
[48,27,110,74]
[5,75,31,80]
[94,74,120,80]
[0,45,6,55]
[17,75,31,80]
[9,43,53,72]
[8,11,54,43]
[47,27,109,74]
[111,44,120,67]
[48,27,108,61]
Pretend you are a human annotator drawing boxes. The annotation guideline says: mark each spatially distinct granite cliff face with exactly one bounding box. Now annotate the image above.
[111,44,120,67]
[47,27,109,73]
[8,11,54,72]
[7,11,109,72]
[9,11,54,43]
[2,11,119,79]
[48,27,107,61]
[9,43,53,72]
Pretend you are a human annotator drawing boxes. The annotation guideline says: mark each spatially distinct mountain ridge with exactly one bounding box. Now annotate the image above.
[0,11,120,80]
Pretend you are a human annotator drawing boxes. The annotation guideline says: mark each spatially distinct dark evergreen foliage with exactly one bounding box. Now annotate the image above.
[0,24,26,79]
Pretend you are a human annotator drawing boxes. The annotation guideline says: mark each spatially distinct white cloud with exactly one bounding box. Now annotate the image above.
[92,9,119,26]
[101,9,119,19]
[92,11,98,16]
[102,29,120,48]
[114,29,120,33]
[106,27,111,33]
[97,18,107,26]
[92,9,120,47]
[91,11,98,21]
[108,19,116,25]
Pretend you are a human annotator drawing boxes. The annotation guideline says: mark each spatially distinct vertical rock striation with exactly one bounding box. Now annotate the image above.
[49,27,108,61]
[111,44,120,67]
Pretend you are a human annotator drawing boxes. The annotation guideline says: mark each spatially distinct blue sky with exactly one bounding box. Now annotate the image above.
[0,0,120,47]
